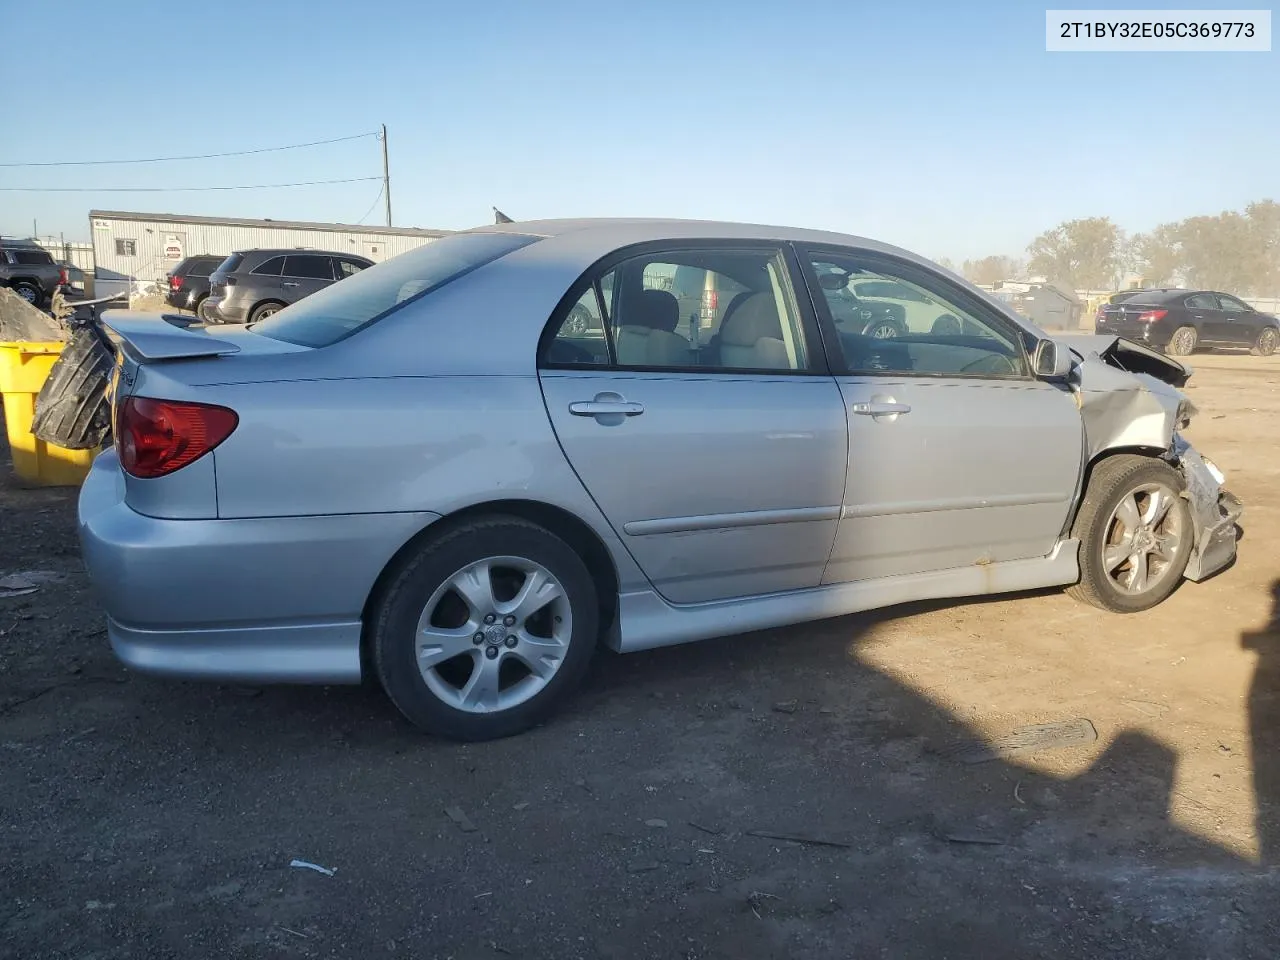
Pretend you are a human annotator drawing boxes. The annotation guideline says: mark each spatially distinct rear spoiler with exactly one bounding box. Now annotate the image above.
[101,311,241,362]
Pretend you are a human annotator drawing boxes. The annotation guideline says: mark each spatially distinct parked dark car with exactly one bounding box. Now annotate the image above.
[0,243,66,307]
[205,249,374,324]
[1096,289,1280,357]
[164,255,227,322]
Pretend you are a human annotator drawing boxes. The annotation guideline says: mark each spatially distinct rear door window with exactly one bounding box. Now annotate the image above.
[251,232,538,347]
[12,250,53,265]
[283,255,335,280]
[1186,294,1218,310]
[250,256,286,276]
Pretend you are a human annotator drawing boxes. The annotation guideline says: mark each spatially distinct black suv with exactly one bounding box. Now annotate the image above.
[206,249,374,324]
[1,243,66,307]
[164,255,227,321]
[1096,288,1280,357]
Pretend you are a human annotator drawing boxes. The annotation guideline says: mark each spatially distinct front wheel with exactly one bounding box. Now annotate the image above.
[372,516,600,740]
[1166,325,1198,356]
[1251,326,1278,357]
[1067,455,1193,613]
[864,320,902,339]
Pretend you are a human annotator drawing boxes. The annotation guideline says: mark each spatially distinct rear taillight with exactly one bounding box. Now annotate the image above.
[1095,306,1107,322]
[58,267,68,286]
[1136,309,1168,323]
[116,397,238,479]
[170,275,183,291]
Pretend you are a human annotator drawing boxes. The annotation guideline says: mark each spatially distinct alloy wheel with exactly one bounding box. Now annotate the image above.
[414,556,573,714]
[1101,482,1185,596]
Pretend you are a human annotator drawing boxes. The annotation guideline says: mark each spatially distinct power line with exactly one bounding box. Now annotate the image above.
[0,132,378,168]
[0,177,382,193]
[356,182,386,225]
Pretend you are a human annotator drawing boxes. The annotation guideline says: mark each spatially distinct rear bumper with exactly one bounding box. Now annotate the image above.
[203,295,248,323]
[77,449,441,684]
[1094,320,1172,348]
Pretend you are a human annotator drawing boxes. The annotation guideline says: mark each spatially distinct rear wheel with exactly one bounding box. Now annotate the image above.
[372,516,600,740]
[12,281,42,307]
[248,301,285,324]
[1251,326,1278,357]
[1166,325,1198,356]
[1067,455,1193,613]
[193,295,212,323]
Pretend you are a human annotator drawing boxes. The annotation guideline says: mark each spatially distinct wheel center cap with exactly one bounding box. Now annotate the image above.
[483,624,507,646]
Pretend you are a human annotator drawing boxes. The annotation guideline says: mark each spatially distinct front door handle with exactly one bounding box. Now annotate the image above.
[851,401,911,416]
[569,392,645,423]
[569,400,644,416]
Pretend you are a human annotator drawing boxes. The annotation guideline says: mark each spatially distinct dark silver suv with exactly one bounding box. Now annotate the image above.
[206,249,374,324]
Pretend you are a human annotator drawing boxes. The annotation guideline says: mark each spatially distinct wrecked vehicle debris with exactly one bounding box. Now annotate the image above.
[1058,333,1242,585]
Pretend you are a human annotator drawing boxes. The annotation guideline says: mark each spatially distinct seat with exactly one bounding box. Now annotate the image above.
[931,313,963,335]
[614,289,690,366]
[716,292,791,369]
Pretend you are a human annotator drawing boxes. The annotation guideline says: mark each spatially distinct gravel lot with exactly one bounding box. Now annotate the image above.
[2,353,1278,959]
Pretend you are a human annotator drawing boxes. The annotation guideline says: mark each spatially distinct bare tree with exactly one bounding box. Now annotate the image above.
[961,255,1020,286]
[1027,217,1124,289]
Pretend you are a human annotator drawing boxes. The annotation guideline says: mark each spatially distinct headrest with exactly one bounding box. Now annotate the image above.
[718,292,781,346]
[620,287,680,332]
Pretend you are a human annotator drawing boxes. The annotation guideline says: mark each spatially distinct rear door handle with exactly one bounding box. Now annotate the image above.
[281,281,300,288]
[851,401,911,416]
[569,400,644,417]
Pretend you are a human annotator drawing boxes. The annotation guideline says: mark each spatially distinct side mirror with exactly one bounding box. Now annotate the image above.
[1033,338,1072,380]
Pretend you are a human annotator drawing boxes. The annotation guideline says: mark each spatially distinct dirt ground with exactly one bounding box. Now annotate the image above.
[2,352,1278,959]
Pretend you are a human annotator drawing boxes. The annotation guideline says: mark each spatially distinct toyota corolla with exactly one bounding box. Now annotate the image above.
[78,219,1242,740]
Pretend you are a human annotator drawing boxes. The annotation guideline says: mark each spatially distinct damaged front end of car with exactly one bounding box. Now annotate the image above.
[1058,334,1243,583]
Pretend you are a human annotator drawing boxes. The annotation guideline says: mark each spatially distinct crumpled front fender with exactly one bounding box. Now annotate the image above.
[1165,435,1242,582]
[1059,334,1240,583]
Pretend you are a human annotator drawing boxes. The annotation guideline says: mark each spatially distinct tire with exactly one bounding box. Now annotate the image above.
[1166,325,1198,356]
[864,320,903,339]
[193,295,212,323]
[1251,326,1278,357]
[248,301,286,324]
[12,281,43,307]
[372,516,600,741]
[1066,455,1193,613]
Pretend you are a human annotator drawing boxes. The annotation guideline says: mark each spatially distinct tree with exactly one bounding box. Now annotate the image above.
[961,255,1020,286]
[1026,217,1124,289]
[1128,223,1183,286]
[1178,212,1257,293]
[1245,199,1280,295]
[934,256,958,274]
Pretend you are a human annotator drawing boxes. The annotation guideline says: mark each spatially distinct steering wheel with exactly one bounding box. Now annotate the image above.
[959,353,1018,375]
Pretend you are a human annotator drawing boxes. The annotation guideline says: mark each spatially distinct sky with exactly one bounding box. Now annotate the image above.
[0,0,1276,262]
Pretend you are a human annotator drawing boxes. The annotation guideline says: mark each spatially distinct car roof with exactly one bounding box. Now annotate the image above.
[232,248,361,256]
[461,217,917,252]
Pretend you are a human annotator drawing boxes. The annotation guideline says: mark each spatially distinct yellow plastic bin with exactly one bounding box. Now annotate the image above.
[0,340,97,487]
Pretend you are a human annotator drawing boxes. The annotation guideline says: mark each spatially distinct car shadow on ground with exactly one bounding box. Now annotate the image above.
[2,433,1278,955]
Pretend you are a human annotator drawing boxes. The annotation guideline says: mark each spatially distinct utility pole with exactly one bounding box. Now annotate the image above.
[380,123,392,227]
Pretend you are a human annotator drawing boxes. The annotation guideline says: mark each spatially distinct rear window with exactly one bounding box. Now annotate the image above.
[212,253,244,276]
[190,257,223,277]
[251,232,539,347]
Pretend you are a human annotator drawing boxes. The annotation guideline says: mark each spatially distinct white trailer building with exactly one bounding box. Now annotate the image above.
[89,210,449,299]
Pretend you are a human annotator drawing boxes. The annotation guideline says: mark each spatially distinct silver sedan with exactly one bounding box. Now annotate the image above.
[78,219,1242,740]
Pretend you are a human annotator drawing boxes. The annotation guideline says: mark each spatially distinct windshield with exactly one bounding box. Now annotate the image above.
[250,232,539,347]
